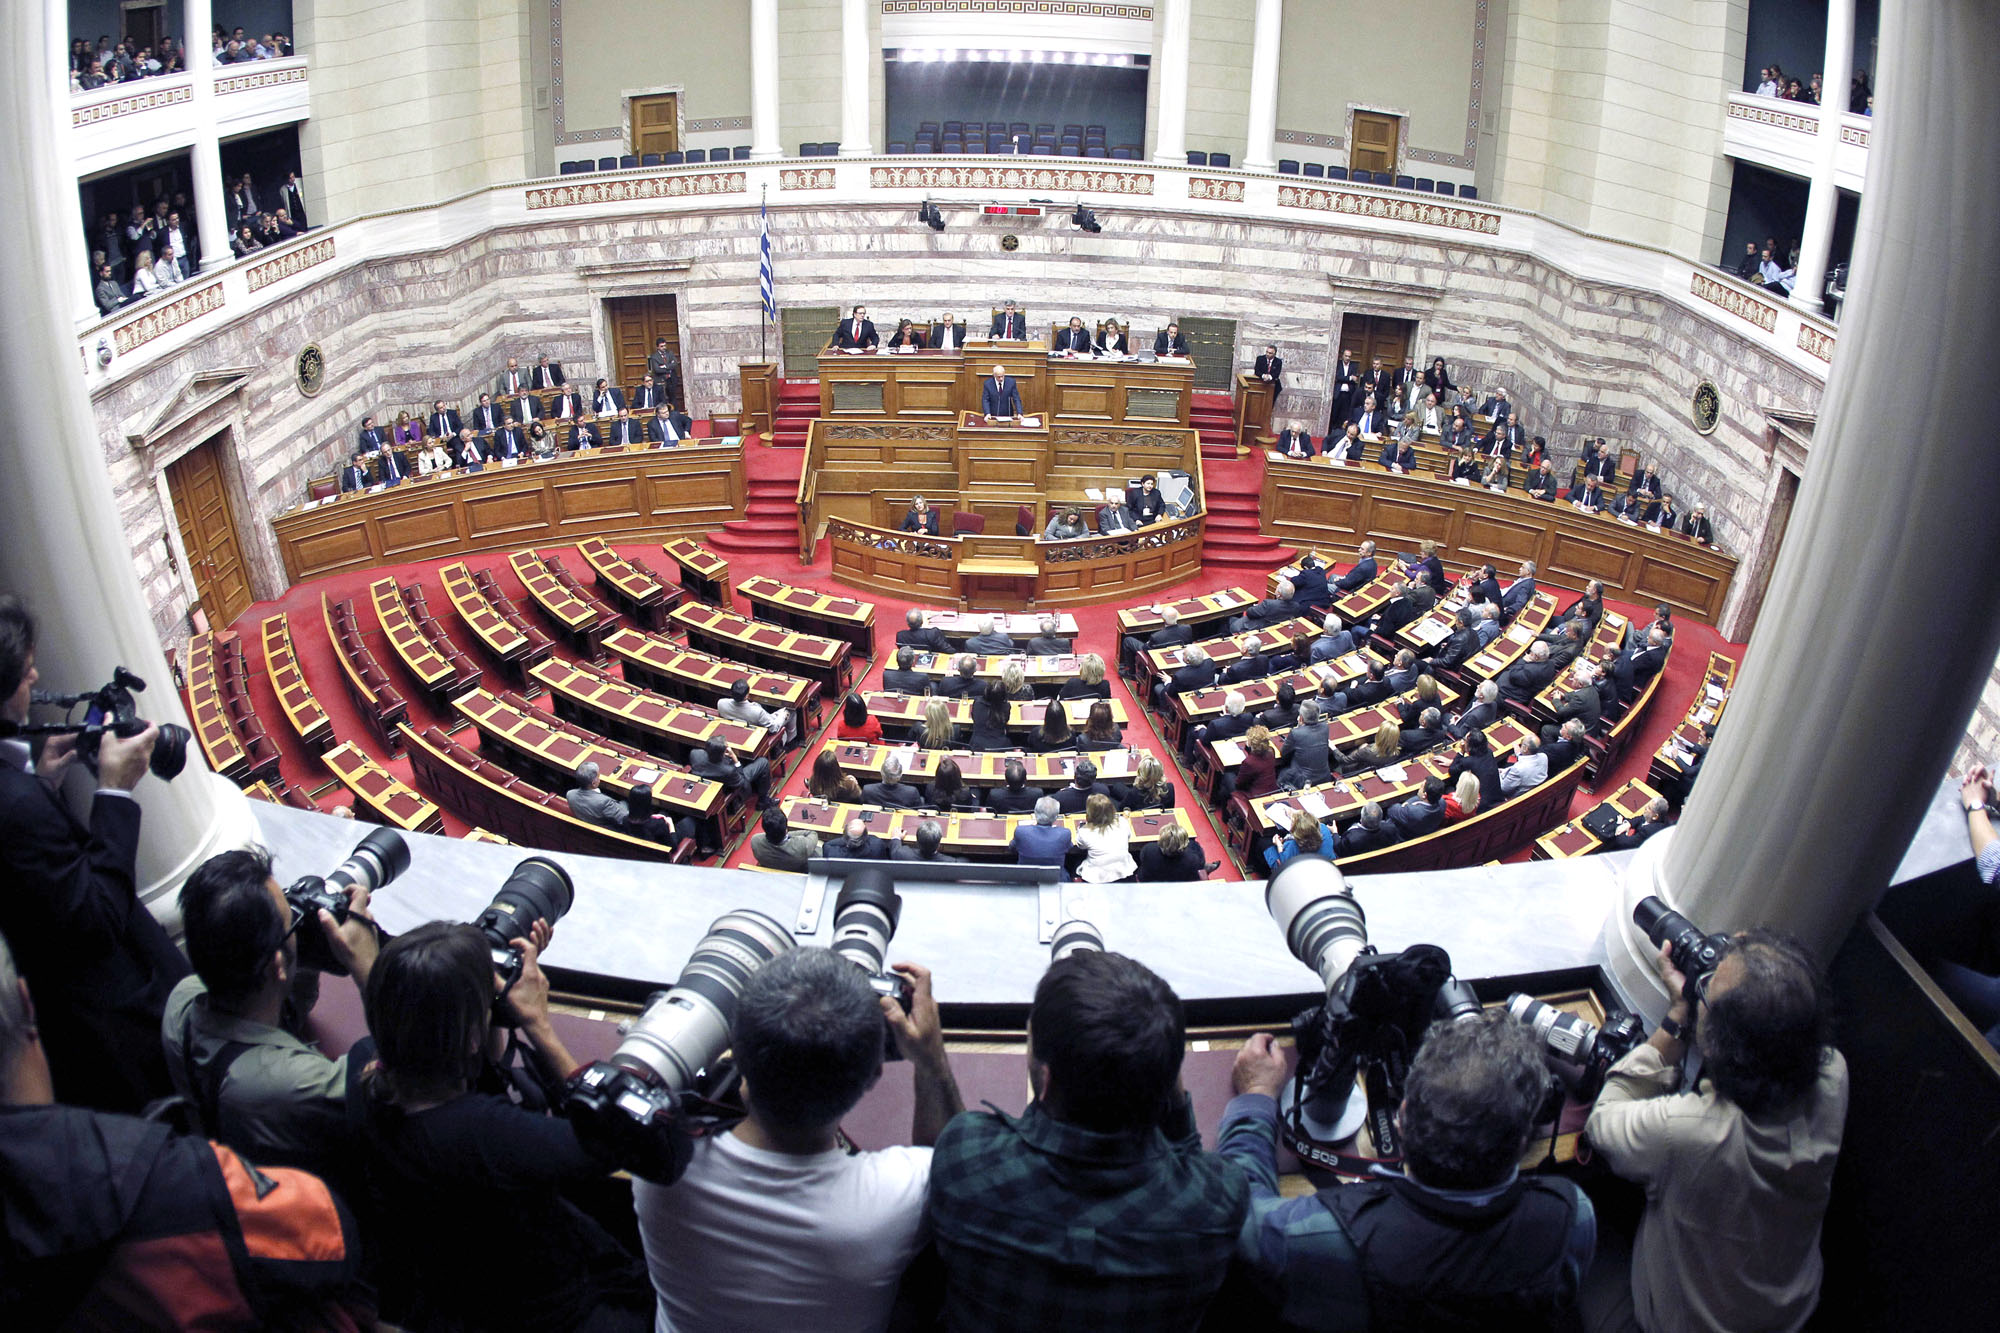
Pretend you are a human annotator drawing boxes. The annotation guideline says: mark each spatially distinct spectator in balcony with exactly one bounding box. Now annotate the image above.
[230,225,261,259]
[279,171,309,229]
[1806,73,1823,105]
[136,47,161,76]
[1849,71,1872,114]
[274,33,294,58]
[1753,66,1779,96]
[1758,247,1797,296]
[129,249,161,298]
[159,40,183,74]
[92,262,124,315]
[69,37,88,71]
[1781,78,1806,102]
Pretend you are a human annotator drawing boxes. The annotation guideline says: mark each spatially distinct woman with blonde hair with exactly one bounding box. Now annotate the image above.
[1264,808,1332,870]
[1136,822,1207,880]
[1000,661,1034,700]
[1341,718,1403,774]
[1442,769,1481,821]
[1075,793,1137,883]
[1059,653,1112,700]
[1114,755,1175,810]
[1397,675,1441,726]
[919,697,957,749]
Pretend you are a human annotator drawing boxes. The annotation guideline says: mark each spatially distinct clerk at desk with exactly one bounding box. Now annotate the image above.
[1054,317,1093,354]
[1154,321,1190,356]
[981,364,1022,419]
[831,304,878,350]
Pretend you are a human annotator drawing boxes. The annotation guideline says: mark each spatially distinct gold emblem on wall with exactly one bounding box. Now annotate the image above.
[1691,379,1721,436]
[296,343,325,398]
[1000,234,1020,252]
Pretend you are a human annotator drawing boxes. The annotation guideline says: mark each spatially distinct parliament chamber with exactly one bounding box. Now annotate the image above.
[11,0,2000,1324]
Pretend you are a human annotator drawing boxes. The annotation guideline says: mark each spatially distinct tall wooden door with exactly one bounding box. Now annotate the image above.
[630,94,680,158]
[165,435,252,627]
[607,294,683,401]
[1350,112,1400,177]
[1336,314,1416,376]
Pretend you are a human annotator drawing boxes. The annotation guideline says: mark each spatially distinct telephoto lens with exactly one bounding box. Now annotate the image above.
[476,856,576,982]
[1633,895,1730,998]
[1049,918,1104,962]
[331,826,412,898]
[1506,994,1607,1067]
[282,827,410,975]
[829,868,903,977]
[1433,977,1482,1023]
[1265,858,1369,992]
[147,722,192,780]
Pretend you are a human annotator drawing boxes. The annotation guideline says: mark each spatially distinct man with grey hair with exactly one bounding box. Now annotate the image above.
[934,653,980,700]
[719,677,795,746]
[1122,603,1190,677]
[822,814,890,860]
[1278,699,1332,787]
[1333,540,1379,592]
[565,761,624,827]
[1540,717,1590,773]
[1221,1007,1594,1326]
[1500,559,1538,620]
[1499,640,1558,705]
[1230,582,1296,634]
[896,606,951,655]
[966,615,1016,654]
[1027,616,1070,656]
[1543,661,1603,743]
[1157,641,1216,706]
[862,756,923,810]
[1500,734,1549,796]
[1309,613,1357,663]
[1337,800,1403,856]
[1010,796,1073,872]
[1474,601,1505,646]
[1222,635,1270,685]
[634,948,962,1333]
[882,645,930,695]
[1449,679,1503,740]
[894,819,962,863]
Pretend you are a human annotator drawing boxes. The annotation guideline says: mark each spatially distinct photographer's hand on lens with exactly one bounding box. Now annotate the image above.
[498,934,553,1029]
[1231,1032,1289,1099]
[317,879,381,985]
[881,961,947,1065]
[94,721,157,791]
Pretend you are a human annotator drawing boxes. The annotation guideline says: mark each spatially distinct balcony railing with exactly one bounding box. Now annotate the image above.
[67,56,308,179]
[1723,92,1870,192]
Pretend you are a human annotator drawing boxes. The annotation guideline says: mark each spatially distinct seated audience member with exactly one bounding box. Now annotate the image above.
[908,697,953,750]
[1277,700,1332,787]
[1450,729,1504,808]
[1500,641,1559,704]
[928,950,1248,1331]
[719,678,793,745]
[836,692,883,742]
[1055,316,1093,354]
[1137,823,1206,881]
[965,615,1016,654]
[1122,605,1190,671]
[969,684,1013,752]
[621,787,698,848]
[1308,614,1358,663]
[565,761,625,827]
[164,846,379,1179]
[1196,691,1253,751]
[1113,756,1174,811]
[0,928,372,1328]
[1442,770,1482,822]
[1054,760,1111,815]
[1427,608,1483,671]
[1398,706,1448,755]
[1099,494,1142,534]
[1337,801,1402,856]
[1387,775,1451,837]
[1221,634,1271,685]
[1383,645,1426,691]
[338,451,370,492]
[748,804,819,872]
[634,947,960,1333]
[1026,616,1070,656]
[896,818,964,862]
[1153,321,1191,356]
[688,744,774,805]
[822,815,891,860]
[645,405,692,444]
[1334,541,1380,592]
[1230,580,1297,635]
[1044,508,1089,541]
[1224,1001,1595,1327]
[1232,725,1281,801]
[1010,797,1073,872]
[354,921,652,1331]
[1076,700,1124,751]
[981,363,1023,419]
[568,417,602,451]
[1275,426,1316,459]
[882,645,929,695]
[92,261,125,314]
[1474,601,1505,645]
[1326,424,1367,462]
[1157,642,1216,706]
[887,316,925,349]
[453,428,490,469]
[1499,735,1549,796]
[1447,679,1502,740]
[1539,718,1590,775]
[1265,810,1334,870]
[988,762,1045,814]
[896,607,953,655]
[1060,653,1113,701]
[1543,662,1604,743]
[1074,794,1137,883]
[1585,930,1847,1333]
[934,654,980,700]
[901,494,940,535]
[1681,505,1715,545]
[0,597,186,1114]
[922,759,979,813]
[1259,682,1300,730]
[861,756,923,810]
[1603,796,1673,851]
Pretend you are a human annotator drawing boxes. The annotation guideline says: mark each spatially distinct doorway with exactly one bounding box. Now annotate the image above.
[165,434,252,627]
[1349,111,1400,177]
[1335,314,1416,376]
[606,293,683,404]
[1733,465,1799,639]
[121,1,166,55]
[630,93,681,159]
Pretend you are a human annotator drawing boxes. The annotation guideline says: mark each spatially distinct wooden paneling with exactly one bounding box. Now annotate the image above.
[824,517,1204,609]
[165,436,253,625]
[274,443,746,583]
[1053,383,1116,420]
[1261,456,1737,624]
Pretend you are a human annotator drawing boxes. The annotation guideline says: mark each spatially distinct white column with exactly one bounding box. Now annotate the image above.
[47,0,98,323]
[836,0,872,156]
[1606,0,2000,1013]
[1243,0,1283,171]
[3,3,256,911]
[749,0,783,159]
[1791,0,1855,312]
[1152,0,1192,165]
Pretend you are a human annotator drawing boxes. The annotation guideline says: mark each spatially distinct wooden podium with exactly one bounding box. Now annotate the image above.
[1235,372,1276,456]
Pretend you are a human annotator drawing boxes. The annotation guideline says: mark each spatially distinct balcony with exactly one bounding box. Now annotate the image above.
[1722,92,1870,192]
[68,56,308,179]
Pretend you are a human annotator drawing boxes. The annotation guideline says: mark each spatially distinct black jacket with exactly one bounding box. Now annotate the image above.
[986,785,1045,814]
[1449,752,1504,809]
[1054,782,1111,814]
[896,626,953,654]
[881,668,931,695]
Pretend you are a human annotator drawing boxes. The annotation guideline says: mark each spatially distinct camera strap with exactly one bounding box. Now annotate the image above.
[179,1009,254,1138]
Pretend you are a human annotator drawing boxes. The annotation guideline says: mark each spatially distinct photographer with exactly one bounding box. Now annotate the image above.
[353,921,653,1332]
[162,847,378,1175]
[634,950,963,1333]
[1221,1011,1596,1328]
[1583,932,1848,1333]
[927,949,1249,1332]
[0,594,187,1112]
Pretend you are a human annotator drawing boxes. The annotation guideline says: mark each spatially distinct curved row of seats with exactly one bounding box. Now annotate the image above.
[322,594,408,753]
[184,629,281,784]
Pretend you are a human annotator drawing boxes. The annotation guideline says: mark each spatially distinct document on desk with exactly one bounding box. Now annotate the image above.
[1264,801,1299,827]
[1212,739,1246,766]
[1298,790,1334,820]
[1019,415,1042,427]
[1379,764,1409,783]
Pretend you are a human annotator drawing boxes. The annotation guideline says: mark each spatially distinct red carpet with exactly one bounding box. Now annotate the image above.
[223,431,1743,878]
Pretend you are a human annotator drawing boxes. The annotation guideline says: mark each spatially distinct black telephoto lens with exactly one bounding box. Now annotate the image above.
[1434,977,1482,1023]
[148,723,191,779]
[477,856,576,952]
[1633,895,1726,980]
[331,827,412,896]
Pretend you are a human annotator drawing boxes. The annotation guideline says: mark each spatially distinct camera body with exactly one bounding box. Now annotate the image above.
[1634,895,1731,1004]
[282,827,410,975]
[1506,994,1645,1101]
[25,667,190,781]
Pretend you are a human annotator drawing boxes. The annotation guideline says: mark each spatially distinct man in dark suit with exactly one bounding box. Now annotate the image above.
[607,410,643,447]
[1580,440,1619,486]
[1569,479,1607,512]
[1277,700,1333,787]
[1325,425,1366,463]
[1221,636,1271,685]
[1289,555,1331,613]
[1254,345,1284,409]
[488,423,526,462]
[822,815,890,860]
[470,393,502,435]
[965,617,1016,654]
[1449,731,1503,808]
[689,744,773,804]
[1539,719,1588,774]
[1609,491,1645,522]
[988,764,1045,814]
[1334,541,1379,593]
[1397,707,1448,755]
[1387,776,1450,837]
[1501,562,1538,620]
[1604,797,1672,851]
[591,379,624,416]
[1525,460,1561,501]
[1628,466,1662,500]
[1361,358,1393,409]
[1476,387,1512,419]
[427,400,463,440]
[1446,680,1502,740]
[532,355,565,389]
[510,391,541,423]
[1121,606,1191,677]
[1350,395,1388,439]
[1485,414,1525,459]
[931,656,980,700]
[499,357,529,397]
[1327,348,1359,433]
[1156,643,1217,707]
[375,443,411,484]
[1544,621,1589,670]
[980,365,1022,419]
[1467,563,1502,609]
[882,647,931,695]
[1053,761,1112,815]
[832,305,878,350]
[1338,804,1402,857]
[646,406,694,444]
[1681,506,1715,545]
[1274,427,1316,459]
[1099,500,1140,535]
[338,452,370,492]
[356,415,387,453]
[929,314,964,351]
[1153,322,1190,356]
[1229,584,1297,635]
[988,301,1025,340]
[453,428,490,469]
[0,596,189,1112]
[568,419,601,451]
[895,609,952,655]
[1542,663,1604,743]
[550,385,585,421]
[1440,415,1475,454]
[1054,317,1093,354]
[861,757,923,810]
[1498,642,1559,704]
[1026,618,1071,656]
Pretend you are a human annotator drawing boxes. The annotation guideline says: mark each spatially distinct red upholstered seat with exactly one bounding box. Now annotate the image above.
[952,511,985,535]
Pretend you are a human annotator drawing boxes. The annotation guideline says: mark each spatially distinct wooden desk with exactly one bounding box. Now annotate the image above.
[440,560,550,686]
[578,537,676,630]
[956,556,1041,607]
[911,650,1088,694]
[260,613,333,752]
[818,348,967,419]
[370,577,457,702]
[602,626,822,727]
[184,631,249,779]
[663,537,731,605]
[779,796,1195,859]
[738,575,877,655]
[1171,651,1417,750]
[272,440,746,583]
[1117,587,1257,639]
[323,741,444,833]
[1261,455,1738,624]
[670,602,852,691]
[1140,618,1322,679]
[510,549,605,660]
[826,516,1205,611]
[1534,779,1664,859]
[530,658,771,764]
[862,691,1130,737]
[819,740,1159,790]
[1650,651,1737,787]
[1463,593,1560,679]
[921,610,1080,642]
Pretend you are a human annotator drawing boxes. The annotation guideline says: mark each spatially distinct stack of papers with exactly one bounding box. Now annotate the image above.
[1703,684,1727,703]
[1507,624,1535,644]
[1299,791,1334,819]
[1212,739,1246,766]
[1265,802,1299,827]
[1380,764,1409,783]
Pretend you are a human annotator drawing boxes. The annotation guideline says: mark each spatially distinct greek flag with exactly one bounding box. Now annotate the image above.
[758,200,776,324]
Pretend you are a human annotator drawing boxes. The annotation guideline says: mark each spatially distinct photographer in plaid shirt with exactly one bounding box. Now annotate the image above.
[925,949,1250,1331]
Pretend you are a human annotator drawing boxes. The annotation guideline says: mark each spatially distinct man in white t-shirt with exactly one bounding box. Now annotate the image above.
[634,947,963,1333]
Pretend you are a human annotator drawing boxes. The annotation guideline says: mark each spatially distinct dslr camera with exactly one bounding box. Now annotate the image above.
[1634,894,1731,1005]
[282,827,411,974]
[22,667,190,781]
[1506,994,1644,1101]
[473,856,576,988]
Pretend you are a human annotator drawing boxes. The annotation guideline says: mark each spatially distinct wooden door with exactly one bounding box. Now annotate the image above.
[607,294,682,403]
[1337,314,1416,380]
[1350,112,1400,177]
[631,93,680,158]
[166,435,252,627]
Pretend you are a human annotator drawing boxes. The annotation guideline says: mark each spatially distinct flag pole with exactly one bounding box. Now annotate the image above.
[759,183,769,364]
